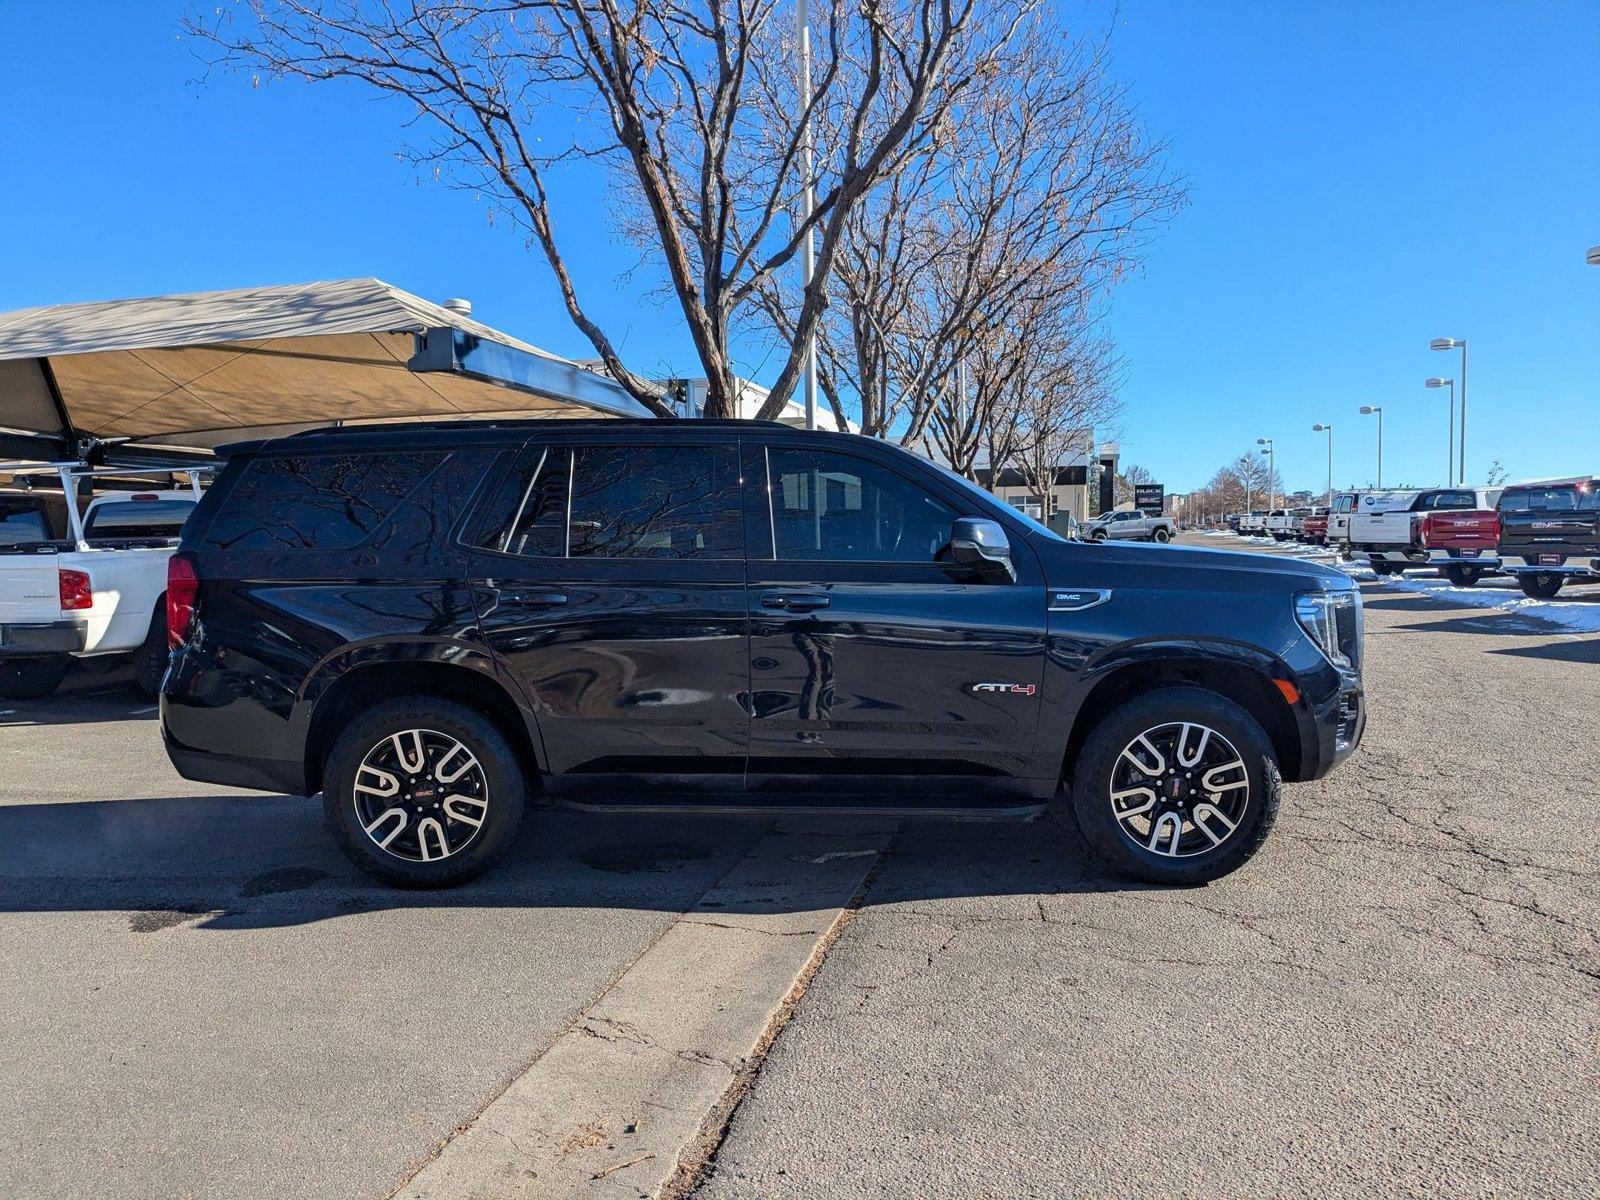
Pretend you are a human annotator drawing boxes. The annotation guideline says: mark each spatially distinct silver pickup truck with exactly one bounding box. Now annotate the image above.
[1081,509,1177,543]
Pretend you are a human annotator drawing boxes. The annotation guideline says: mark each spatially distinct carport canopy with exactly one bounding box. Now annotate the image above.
[0,278,651,458]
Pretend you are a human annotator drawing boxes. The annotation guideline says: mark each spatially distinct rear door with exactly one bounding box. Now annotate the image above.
[741,438,1046,786]
[467,435,750,775]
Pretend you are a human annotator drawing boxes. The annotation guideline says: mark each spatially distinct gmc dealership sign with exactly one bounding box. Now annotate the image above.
[1134,484,1166,514]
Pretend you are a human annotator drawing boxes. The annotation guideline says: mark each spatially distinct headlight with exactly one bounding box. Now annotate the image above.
[1295,589,1362,670]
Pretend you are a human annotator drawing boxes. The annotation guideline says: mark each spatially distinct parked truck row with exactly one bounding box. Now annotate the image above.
[1227,478,1600,599]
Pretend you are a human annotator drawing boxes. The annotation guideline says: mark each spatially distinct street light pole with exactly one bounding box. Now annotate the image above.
[1312,424,1333,505]
[798,0,818,430]
[1359,405,1383,488]
[1425,377,1454,484]
[1431,337,1468,483]
[1256,437,1275,510]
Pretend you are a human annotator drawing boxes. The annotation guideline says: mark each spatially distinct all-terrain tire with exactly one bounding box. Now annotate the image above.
[323,697,528,888]
[1153,527,1171,543]
[1443,564,1484,588]
[132,605,169,697]
[1067,686,1282,886]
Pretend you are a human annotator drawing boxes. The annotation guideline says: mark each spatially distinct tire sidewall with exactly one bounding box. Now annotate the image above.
[323,697,527,887]
[1071,687,1281,885]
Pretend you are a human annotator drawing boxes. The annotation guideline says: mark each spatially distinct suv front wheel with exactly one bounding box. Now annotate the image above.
[1067,687,1281,885]
[323,697,528,887]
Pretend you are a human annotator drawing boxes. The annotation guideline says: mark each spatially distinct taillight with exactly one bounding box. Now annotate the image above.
[1414,514,1429,547]
[58,568,93,611]
[167,552,199,649]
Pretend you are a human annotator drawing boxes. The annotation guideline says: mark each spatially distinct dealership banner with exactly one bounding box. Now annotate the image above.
[1135,484,1165,514]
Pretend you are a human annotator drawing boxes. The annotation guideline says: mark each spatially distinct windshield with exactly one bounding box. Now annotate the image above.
[935,466,1068,542]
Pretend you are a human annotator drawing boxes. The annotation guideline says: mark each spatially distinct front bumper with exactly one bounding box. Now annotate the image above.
[0,620,86,657]
[1294,667,1364,781]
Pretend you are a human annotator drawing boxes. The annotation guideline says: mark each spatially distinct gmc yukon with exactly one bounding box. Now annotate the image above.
[161,421,1365,889]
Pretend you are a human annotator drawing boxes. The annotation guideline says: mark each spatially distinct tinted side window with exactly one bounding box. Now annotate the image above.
[204,453,447,551]
[767,447,955,562]
[568,445,741,559]
[476,447,570,558]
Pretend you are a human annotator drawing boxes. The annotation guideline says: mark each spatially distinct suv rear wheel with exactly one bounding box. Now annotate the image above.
[323,697,527,887]
[1067,687,1281,885]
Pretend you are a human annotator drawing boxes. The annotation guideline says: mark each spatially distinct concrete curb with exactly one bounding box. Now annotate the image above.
[391,828,889,1200]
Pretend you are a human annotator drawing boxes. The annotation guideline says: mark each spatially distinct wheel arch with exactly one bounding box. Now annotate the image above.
[300,648,543,796]
[1060,650,1302,786]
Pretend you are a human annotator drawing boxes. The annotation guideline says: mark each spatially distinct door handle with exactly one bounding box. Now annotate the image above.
[760,592,830,612]
[501,590,568,608]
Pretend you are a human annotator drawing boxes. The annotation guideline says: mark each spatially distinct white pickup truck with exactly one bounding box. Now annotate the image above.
[0,463,204,699]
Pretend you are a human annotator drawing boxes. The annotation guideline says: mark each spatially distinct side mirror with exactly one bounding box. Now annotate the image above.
[948,517,1015,583]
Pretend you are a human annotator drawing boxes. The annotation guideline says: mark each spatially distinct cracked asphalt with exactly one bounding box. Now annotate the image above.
[694,541,1600,1199]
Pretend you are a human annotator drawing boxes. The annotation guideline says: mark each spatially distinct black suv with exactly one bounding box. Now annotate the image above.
[160,420,1365,887]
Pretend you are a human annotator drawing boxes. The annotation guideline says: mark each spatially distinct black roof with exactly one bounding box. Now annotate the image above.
[216,416,854,458]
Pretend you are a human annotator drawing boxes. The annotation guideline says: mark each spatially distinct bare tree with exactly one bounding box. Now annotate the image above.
[193,0,1045,419]
[1112,461,1153,508]
[753,12,1181,441]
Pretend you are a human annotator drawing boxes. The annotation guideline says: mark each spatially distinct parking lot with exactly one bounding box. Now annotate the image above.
[2,534,1597,1199]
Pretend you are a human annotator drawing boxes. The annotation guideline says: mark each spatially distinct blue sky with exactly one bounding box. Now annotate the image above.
[0,1,1595,493]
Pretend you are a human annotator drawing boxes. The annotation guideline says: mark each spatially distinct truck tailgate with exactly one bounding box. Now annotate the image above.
[1422,510,1498,550]
[0,556,62,625]
[1348,512,1413,546]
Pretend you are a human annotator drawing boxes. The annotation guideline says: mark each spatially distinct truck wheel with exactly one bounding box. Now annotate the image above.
[132,606,169,697]
[1518,574,1564,600]
[1089,530,1107,543]
[1066,686,1281,886]
[323,697,527,888]
[1443,565,1483,588]
[0,655,70,700]
[1153,527,1171,543]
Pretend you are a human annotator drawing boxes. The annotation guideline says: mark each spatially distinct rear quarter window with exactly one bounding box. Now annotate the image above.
[202,452,449,552]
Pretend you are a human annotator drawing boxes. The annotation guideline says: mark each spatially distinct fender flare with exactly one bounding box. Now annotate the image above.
[291,637,548,777]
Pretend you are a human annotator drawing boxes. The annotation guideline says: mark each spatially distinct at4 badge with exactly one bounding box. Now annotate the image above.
[970,682,1037,696]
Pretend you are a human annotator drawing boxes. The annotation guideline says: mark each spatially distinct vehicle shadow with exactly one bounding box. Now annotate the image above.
[0,793,1140,930]
[1489,639,1600,664]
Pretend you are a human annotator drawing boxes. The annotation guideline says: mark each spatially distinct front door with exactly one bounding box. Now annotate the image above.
[742,441,1047,786]
[467,437,749,775]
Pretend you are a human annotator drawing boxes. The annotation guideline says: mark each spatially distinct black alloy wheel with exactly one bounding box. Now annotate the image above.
[324,697,527,887]
[1067,686,1281,885]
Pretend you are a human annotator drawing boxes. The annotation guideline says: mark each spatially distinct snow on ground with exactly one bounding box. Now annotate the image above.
[1194,528,1600,635]
[1338,563,1600,635]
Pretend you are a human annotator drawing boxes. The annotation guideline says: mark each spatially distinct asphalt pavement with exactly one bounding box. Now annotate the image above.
[693,535,1600,1199]
[2,539,1596,1199]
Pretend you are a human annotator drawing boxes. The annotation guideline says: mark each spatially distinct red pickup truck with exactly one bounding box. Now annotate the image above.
[1347,488,1503,585]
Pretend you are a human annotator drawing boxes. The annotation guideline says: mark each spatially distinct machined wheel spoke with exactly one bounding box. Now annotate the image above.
[1176,723,1211,768]
[1147,811,1184,856]
[364,806,408,849]
[355,764,399,799]
[1202,759,1249,795]
[434,742,477,784]
[443,794,488,828]
[1120,734,1166,776]
[391,730,427,774]
[1192,803,1237,846]
[415,817,448,862]
[1111,786,1157,822]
